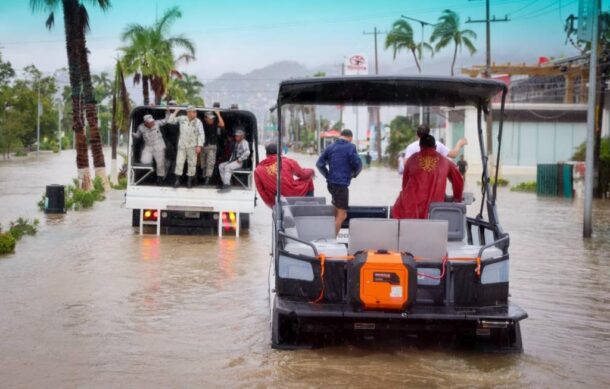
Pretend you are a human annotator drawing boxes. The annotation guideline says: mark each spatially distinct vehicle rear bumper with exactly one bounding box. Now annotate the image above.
[275,297,528,322]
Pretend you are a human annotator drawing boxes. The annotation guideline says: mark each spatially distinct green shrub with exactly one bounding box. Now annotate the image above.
[0,232,16,255]
[478,177,510,187]
[8,218,39,240]
[14,149,27,157]
[112,176,127,190]
[511,181,537,193]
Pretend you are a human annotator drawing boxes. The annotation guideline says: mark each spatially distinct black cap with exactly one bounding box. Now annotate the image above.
[340,129,353,138]
[419,134,436,149]
[416,124,430,138]
[266,143,278,155]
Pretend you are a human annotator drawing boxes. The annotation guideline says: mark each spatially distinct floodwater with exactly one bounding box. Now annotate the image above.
[1,149,609,388]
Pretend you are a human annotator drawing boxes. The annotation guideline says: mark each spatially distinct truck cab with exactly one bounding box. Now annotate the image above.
[125,105,259,235]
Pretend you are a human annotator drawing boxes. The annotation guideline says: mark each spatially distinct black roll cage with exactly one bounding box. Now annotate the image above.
[273,76,508,260]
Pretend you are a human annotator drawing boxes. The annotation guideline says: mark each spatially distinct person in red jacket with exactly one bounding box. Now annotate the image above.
[254,143,315,208]
[392,134,464,219]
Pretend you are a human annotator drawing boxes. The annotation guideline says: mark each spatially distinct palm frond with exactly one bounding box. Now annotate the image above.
[462,36,477,55]
[45,12,55,29]
[156,6,182,34]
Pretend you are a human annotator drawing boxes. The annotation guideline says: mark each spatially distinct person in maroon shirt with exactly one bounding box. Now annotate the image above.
[392,134,464,219]
[254,144,315,208]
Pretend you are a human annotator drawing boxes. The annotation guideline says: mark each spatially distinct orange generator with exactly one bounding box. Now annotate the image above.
[349,250,417,311]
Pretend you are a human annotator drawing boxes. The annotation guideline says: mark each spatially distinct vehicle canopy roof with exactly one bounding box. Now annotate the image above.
[277,76,506,107]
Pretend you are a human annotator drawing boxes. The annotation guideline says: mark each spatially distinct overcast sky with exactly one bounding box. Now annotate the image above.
[1,0,608,81]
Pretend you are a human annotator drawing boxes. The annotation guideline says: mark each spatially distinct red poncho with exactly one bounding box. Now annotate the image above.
[254,155,315,208]
[392,148,464,219]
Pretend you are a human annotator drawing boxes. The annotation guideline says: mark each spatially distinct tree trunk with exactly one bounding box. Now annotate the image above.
[75,6,109,190]
[151,76,164,105]
[62,0,91,190]
[411,49,422,74]
[142,75,150,105]
[109,68,119,185]
[451,43,458,77]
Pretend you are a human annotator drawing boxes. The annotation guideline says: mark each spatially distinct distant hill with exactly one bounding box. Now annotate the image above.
[204,61,312,118]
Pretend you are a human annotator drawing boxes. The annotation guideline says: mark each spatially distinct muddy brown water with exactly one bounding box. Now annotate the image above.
[1,150,609,388]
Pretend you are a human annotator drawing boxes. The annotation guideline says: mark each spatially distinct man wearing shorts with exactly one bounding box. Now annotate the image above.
[316,129,362,235]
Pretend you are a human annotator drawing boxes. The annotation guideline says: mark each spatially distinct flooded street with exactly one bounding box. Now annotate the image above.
[1,150,609,388]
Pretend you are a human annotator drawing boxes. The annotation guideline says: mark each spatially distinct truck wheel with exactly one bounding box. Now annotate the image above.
[239,213,250,230]
[132,209,140,227]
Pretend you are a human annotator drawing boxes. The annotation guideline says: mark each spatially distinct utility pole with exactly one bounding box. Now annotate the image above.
[584,0,600,238]
[466,1,510,157]
[57,99,62,152]
[363,27,388,161]
[401,15,436,126]
[36,83,41,159]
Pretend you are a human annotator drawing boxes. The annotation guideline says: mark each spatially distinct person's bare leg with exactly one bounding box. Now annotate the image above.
[335,208,347,236]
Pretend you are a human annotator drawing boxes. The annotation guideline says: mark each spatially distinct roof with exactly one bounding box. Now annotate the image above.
[277,76,507,107]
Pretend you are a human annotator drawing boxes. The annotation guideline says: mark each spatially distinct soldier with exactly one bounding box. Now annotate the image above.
[200,110,225,185]
[167,105,204,188]
[218,129,250,192]
[132,114,168,185]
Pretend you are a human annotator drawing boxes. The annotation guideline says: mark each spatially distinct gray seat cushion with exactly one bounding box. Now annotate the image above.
[398,219,448,260]
[284,239,348,258]
[348,218,399,255]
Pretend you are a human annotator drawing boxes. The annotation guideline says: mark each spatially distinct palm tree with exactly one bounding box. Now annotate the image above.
[92,71,112,103]
[430,10,477,76]
[75,3,110,189]
[385,20,433,74]
[30,0,111,190]
[177,73,204,105]
[120,6,196,105]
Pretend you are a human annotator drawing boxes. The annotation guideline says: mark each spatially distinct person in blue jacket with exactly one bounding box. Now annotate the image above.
[316,129,363,235]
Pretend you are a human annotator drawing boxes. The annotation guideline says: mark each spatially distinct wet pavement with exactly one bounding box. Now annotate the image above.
[1,149,609,388]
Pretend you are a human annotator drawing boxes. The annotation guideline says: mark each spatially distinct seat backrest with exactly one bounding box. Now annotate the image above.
[294,216,336,242]
[289,205,335,217]
[283,196,326,205]
[428,202,466,241]
[348,218,399,255]
[284,205,336,241]
[398,219,448,260]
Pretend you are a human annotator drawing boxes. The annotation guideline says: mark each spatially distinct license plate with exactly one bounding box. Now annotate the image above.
[184,211,200,219]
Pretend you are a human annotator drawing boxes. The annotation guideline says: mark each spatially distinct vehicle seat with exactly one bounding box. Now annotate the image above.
[428,202,466,241]
[398,219,448,260]
[282,204,347,257]
[348,218,399,254]
[281,196,326,205]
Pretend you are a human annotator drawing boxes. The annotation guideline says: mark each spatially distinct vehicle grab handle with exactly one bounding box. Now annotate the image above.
[278,231,319,257]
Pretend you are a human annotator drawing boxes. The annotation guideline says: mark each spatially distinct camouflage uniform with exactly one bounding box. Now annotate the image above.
[168,114,204,177]
[133,117,168,177]
[219,138,251,186]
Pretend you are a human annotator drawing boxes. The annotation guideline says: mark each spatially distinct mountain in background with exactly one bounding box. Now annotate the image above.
[202,51,563,125]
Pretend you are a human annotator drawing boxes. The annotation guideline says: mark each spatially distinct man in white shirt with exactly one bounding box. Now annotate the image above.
[404,124,468,159]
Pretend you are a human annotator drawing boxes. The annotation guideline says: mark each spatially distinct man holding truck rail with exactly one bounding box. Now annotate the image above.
[167,105,204,188]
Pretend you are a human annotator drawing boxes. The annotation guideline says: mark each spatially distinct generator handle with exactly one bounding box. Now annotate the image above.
[278,232,319,257]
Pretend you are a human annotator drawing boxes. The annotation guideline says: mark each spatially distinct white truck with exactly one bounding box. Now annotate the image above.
[126,105,259,236]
